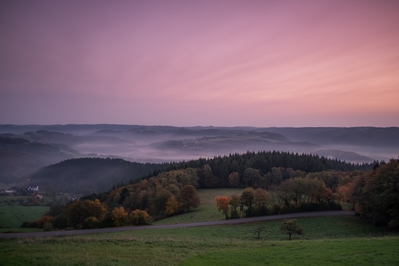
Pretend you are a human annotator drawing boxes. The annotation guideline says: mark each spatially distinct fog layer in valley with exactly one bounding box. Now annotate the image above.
[1,125,398,185]
[2,125,398,163]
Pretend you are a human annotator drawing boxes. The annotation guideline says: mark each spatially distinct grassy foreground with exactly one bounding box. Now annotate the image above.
[1,215,398,265]
[181,237,399,266]
[1,188,398,265]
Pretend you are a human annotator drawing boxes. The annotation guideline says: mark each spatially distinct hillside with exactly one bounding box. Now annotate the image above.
[157,131,291,150]
[94,151,373,222]
[28,158,170,195]
[0,136,80,183]
[265,127,399,147]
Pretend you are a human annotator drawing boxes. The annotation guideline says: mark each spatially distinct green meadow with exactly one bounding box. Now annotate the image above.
[0,205,49,229]
[1,188,398,265]
[1,216,398,265]
[154,188,244,225]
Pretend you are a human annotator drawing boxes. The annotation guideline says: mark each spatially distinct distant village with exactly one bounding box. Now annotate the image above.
[1,185,40,197]
[0,185,77,206]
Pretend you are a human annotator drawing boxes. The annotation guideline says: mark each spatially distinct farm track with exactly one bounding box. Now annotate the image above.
[0,210,355,239]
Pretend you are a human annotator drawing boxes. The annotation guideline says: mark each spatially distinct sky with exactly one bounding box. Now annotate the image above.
[1,0,398,127]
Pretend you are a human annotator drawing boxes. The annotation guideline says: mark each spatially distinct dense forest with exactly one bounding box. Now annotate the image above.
[145,151,373,188]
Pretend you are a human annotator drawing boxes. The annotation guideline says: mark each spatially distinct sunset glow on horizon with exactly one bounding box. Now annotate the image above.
[1,0,398,127]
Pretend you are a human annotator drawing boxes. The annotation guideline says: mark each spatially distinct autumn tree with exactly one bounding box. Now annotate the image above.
[254,188,272,213]
[337,174,366,210]
[178,185,200,212]
[37,215,51,228]
[82,216,99,229]
[111,206,129,227]
[277,177,338,208]
[240,187,255,214]
[215,196,231,219]
[164,195,181,216]
[152,188,172,215]
[229,194,241,218]
[360,159,399,228]
[129,209,151,225]
[280,219,304,240]
[66,199,107,228]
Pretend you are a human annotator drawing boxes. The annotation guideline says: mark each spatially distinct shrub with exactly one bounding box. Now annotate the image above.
[43,222,53,231]
[20,221,39,228]
[82,216,100,229]
[37,215,51,228]
[129,210,152,225]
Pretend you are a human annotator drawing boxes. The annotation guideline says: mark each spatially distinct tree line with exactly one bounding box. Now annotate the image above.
[144,151,373,188]
[215,175,341,220]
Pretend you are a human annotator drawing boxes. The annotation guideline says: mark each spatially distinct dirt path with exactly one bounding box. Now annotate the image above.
[0,210,355,239]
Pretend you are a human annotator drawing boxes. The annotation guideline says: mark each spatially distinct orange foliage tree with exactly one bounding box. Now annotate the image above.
[215,196,231,219]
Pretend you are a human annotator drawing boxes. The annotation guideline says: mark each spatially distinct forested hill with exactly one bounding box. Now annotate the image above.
[28,151,374,196]
[28,158,170,195]
[149,151,374,188]
[0,136,80,183]
[89,151,374,223]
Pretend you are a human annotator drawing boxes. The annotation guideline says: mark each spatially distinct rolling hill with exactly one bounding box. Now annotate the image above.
[0,136,80,184]
[27,158,170,195]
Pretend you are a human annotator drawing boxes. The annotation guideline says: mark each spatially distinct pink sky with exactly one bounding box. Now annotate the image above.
[1,0,398,127]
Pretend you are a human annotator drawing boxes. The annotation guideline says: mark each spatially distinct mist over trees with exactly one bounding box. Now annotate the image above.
[28,158,171,195]
[2,125,397,192]
[4,124,396,231]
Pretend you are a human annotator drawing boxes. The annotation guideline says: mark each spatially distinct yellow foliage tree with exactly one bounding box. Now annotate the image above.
[111,206,129,227]
[66,199,107,228]
[129,209,151,225]
[164,195,181,216]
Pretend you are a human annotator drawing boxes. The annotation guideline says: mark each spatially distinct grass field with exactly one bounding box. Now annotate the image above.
[1,188,398,265]
[0,205,49,228]
[0,196,27,206]
[154,188,243,225]
[181,237,399,266]
[0,215,398,265]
